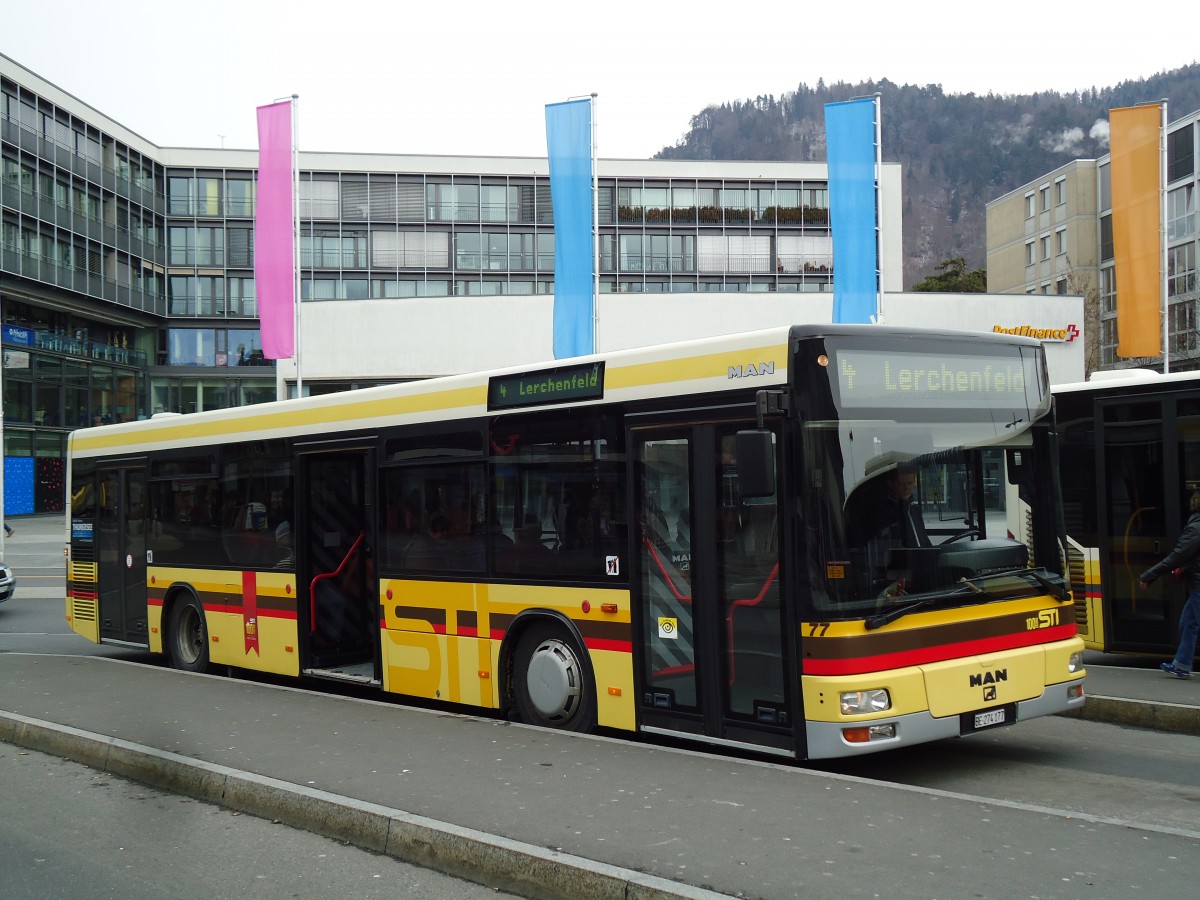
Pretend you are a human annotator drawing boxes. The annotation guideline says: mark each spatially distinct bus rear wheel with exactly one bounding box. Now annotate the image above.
[169,596,211,673]
[513,622,595,732]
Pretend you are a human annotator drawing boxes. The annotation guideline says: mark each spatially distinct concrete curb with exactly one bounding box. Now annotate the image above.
[0,710,726,900]
[1061,694,1200,736]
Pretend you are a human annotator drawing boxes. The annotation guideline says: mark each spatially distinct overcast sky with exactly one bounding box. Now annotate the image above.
[6,0,1198,159]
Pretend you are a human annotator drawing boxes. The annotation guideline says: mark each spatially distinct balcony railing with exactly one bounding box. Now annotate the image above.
[0,325,148,367]
[2,245,164,317]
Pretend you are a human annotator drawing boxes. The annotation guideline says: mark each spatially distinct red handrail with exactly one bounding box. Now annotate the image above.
[642,537,692,603]
[727,563,779,684]
[309,531,365,635]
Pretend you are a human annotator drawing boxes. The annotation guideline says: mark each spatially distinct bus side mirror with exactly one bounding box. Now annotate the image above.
[1006,449,1028,488]
[736,430,776,498]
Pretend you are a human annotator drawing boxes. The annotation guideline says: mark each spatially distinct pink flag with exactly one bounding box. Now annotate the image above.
[255,101,295,359]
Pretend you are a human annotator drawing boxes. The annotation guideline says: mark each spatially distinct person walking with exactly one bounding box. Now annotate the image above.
[3,523,11,537]
[1138,490,1200,678]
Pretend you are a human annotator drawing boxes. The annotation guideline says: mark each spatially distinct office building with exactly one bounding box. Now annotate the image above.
[987,108,1200,374]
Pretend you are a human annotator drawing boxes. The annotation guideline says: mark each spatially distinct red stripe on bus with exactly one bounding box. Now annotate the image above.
[204,602,297,620]
[803,624,1078,676]
[584,637,633,653]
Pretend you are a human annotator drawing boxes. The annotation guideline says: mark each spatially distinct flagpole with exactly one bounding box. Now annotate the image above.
[590,93,599,355]
[1160,98,1169,374]
[292,94,302,396]
[873,92,883,323]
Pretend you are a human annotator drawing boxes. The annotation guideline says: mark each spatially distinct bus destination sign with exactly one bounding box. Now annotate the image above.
[488,361,605,410]
[834,349,1043,410]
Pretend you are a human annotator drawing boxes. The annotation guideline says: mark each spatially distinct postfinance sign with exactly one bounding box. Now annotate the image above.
[992,324,1079,343]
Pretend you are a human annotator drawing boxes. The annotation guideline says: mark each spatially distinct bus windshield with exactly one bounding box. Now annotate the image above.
[798,337,1064,617]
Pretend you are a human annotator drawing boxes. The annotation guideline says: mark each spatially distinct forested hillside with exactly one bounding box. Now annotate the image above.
[654,66,1200,287]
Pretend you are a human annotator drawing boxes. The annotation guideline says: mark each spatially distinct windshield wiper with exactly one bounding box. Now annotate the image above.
[957,567,1071,601]
[1018,568,1072,601]
[864,577,998,630]
[864,569,1070,630]
[865,596,942,630]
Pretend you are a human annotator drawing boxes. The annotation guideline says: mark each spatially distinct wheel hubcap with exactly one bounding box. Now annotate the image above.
[525,639,581,721]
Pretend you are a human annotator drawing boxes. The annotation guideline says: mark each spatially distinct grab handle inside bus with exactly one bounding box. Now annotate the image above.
[309,531,366,636]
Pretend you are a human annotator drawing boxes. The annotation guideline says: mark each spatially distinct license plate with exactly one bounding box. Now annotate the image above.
[974,709,1006,729]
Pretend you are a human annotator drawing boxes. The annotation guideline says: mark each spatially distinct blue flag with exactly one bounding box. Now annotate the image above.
[825,98,878,324]
[545,99,594,358]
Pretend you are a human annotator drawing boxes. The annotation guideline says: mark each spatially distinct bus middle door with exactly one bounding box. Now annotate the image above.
[633,422,792,756]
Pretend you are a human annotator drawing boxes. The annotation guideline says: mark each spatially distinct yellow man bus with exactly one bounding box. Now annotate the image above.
[66,324,1084,759]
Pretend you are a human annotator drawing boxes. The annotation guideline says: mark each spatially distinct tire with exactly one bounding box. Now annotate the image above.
[168,595,211,673]
[513,621,596,732]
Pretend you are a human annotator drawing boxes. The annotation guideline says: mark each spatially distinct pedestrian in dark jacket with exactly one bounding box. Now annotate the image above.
[1138,490,1200,678]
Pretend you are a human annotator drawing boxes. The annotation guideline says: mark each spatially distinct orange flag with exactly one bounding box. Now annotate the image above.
[1109,105,1162,359]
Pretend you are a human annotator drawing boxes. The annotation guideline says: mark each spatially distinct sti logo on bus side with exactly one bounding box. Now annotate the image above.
[728,361,775,379]
[970,669,1008,687]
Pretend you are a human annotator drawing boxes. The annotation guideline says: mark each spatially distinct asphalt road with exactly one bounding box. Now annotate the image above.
[0,742,516,900]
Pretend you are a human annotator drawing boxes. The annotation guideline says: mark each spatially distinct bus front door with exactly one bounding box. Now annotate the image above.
[634,423,792,756]
[97,464,149,645]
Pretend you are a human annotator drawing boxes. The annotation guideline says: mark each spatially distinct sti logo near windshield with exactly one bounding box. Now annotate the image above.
[834,349,1043,411]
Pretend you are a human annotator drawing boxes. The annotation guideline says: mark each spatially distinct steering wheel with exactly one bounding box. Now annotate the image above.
[941,528,980,545]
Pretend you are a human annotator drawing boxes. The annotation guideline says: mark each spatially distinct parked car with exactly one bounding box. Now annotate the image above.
[0,561,14,604]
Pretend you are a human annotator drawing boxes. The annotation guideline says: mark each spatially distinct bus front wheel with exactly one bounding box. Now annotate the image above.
[169,596,211,673]
[513,622,596,732]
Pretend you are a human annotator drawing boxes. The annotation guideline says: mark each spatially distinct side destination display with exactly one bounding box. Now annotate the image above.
[488,361,604,410]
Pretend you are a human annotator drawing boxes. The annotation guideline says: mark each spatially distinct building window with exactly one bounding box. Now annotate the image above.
[226,179,254,218]
[1167,123,1195,184]
[1040,235,1050,260]
[1100,318,1117,366]
[698,235,771,274]
[1100,215,1113,262]
[480,185,516,223]
[1055,228,1066,256]
[299,180,339,219]
[1025,241,1035,266]
[777,234,833,274]
[227,227,254,268]
[169,276,225,316]
[1055,177,1066,206]
[228,278,256,317]
[1168,184,1196,241]
[427,183,480,222]
[302,232,367,268]
[1039,185,1050,211]
[166,176,221,216]
[372,231,450,268]
[1100,267,1116,316]
[1168,243,1196,297]
[1169,299,1197,354]
[1056,277,1068,295]
[169,226,225,266]
[167,329,217,366]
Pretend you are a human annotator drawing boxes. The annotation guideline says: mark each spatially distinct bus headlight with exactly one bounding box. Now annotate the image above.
[840,688,891,715]
[1068,651,1084,674]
